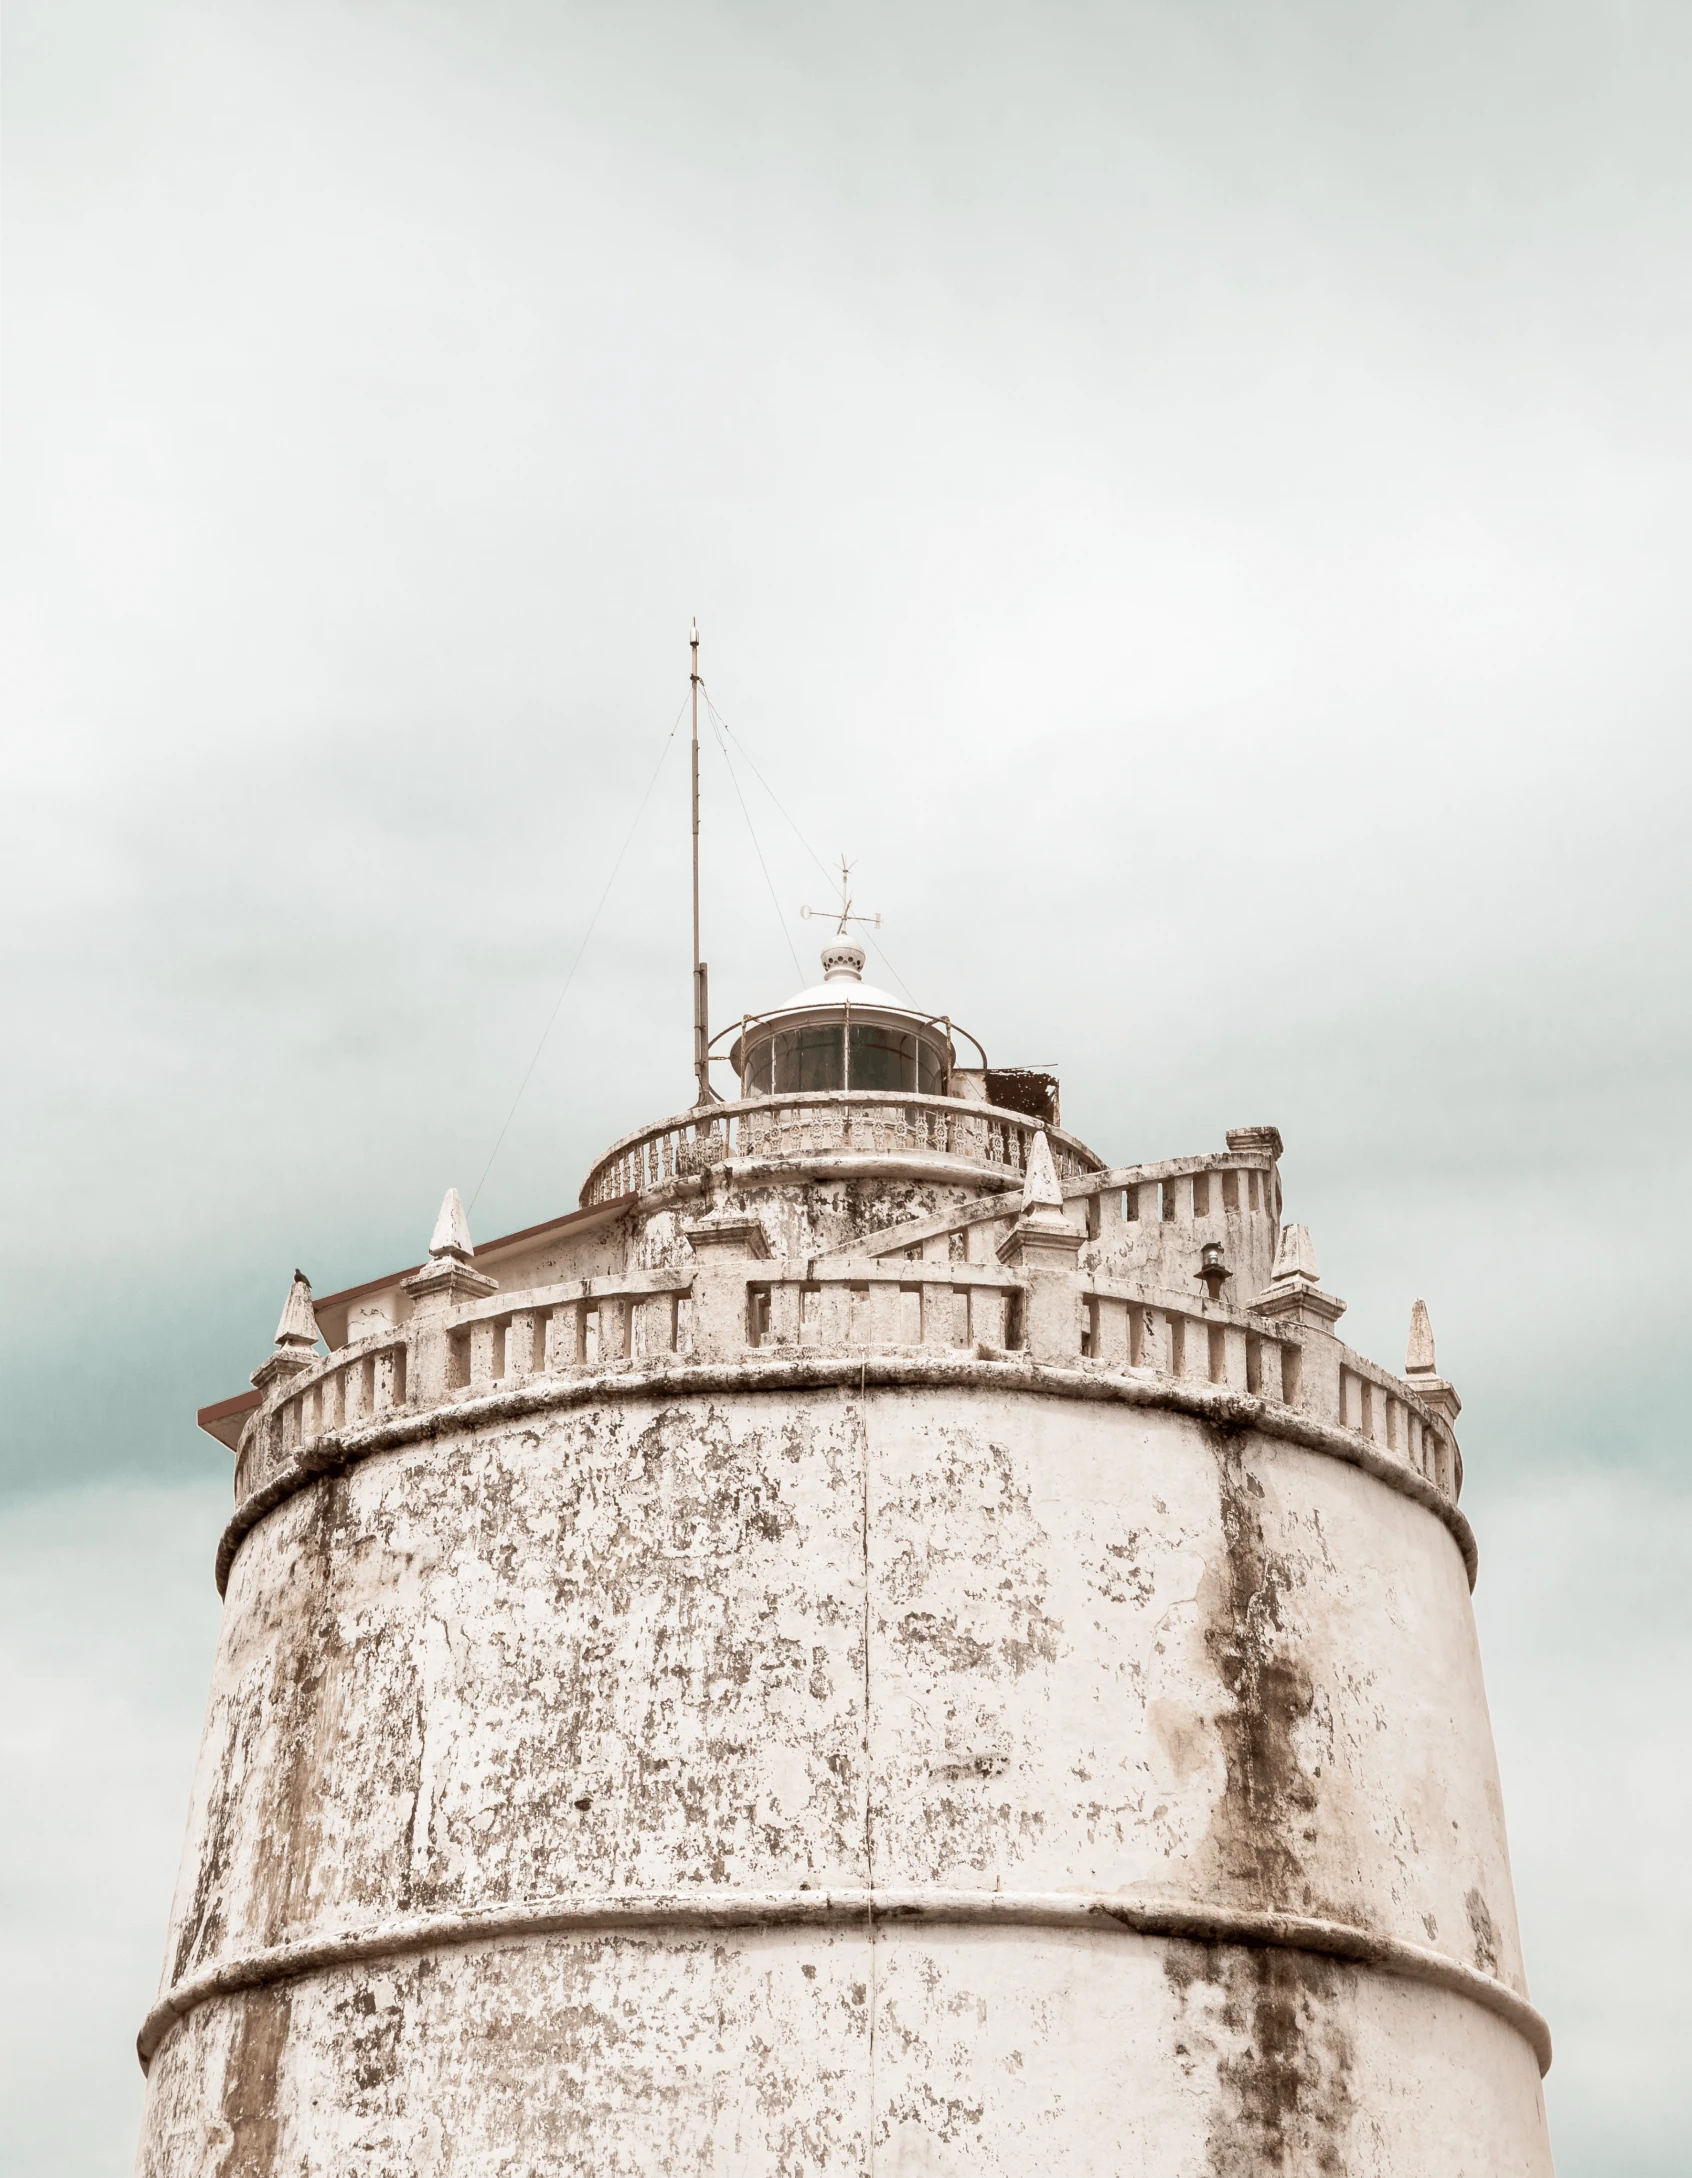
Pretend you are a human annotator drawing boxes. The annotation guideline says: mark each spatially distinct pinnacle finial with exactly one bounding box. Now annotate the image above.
[1271,1223,1320,1285]
[1406,1298,1437,1376]
[428,1188,475,1262]
[273,1269,318,1351]
[1021,1129,1064,1213]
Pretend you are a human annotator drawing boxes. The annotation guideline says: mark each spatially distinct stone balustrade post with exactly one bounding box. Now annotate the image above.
[920,1280,955,1346]
[817,1284,851,1345]
[867,1283,902,1345]
[996,1131,1084,1363]
[968,1286,1008,1349]
[407,1321,453,1407]
[469,1320,499,1386]
[1093,1296,1130,1367]
[636,1293,678,1359]
[506,1310,538,1377]
[682,1216,771,1360]
[1132,1304,1167,1372]
[768,1283,801,1347]
[596,1295,628,1364]
[402,1191,498,1401]
[1244,1334,1280,1403]
[373,1345,403,1412]
[545,1303,583,1370]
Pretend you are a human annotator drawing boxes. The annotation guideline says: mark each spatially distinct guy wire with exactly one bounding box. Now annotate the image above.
[469,695,689,1212]
[708,709,806,982]
[699,683,919,1002]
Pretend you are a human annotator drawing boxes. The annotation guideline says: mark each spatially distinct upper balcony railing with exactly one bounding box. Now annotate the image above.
[579,1090,1105,1209]
[231,1260,1461,1521]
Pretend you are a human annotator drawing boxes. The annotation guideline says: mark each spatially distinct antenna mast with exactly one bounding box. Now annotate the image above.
[690,619,710,1104]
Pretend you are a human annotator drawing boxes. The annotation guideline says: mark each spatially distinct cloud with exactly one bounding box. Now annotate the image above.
[3,2,1689,2170]
[0,1481,226,2176]
[1475,1467,1692,2175]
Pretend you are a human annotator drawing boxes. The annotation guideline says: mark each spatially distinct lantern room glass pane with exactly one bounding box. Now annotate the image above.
[848,1024,909,1090]
[847,1025,947,1093]
[741,1022,948,1096]
[771,1025,846,1092]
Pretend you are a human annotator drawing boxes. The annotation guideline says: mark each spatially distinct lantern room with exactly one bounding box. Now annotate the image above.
[724,941,965,1099]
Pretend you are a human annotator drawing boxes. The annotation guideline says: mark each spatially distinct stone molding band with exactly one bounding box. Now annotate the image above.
[137,1884,1550,2079]
[216,1353,1479,1596]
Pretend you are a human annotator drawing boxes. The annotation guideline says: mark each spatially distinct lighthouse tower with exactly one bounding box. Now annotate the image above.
[137,939,1554,2175]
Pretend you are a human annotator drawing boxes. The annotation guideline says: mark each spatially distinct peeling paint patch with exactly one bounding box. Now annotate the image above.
[1164,1941,1356,2176]
[1466,1886,1502,1977]
[1196,1440,1320,1912]
[216,1986,291,2176]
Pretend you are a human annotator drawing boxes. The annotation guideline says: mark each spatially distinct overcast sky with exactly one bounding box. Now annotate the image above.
[4,3,1690,2171]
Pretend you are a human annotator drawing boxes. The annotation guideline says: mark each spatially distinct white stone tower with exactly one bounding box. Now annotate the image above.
[138,943,1554,2174]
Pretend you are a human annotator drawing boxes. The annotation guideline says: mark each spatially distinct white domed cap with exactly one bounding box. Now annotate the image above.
[769,945,914,1017]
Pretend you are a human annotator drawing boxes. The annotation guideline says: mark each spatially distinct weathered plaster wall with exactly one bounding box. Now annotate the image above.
[140,1381,1551,2173]
[138,1925,1551,2178]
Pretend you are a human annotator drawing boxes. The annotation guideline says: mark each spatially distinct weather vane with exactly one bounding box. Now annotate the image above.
[801,855,882,938]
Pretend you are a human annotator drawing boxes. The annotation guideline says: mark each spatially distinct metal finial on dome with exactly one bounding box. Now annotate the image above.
[820,941,865,982]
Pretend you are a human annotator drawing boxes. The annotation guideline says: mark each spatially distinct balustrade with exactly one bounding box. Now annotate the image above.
[444,1281,696,1387]
[580,1091,1103,1208]
[1087,1155,1278,1232]
[1338,1359,1457,1496]
[231,1260,1458,1514]
[234,1334,408,1501]
[744,1265,1022,1353]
